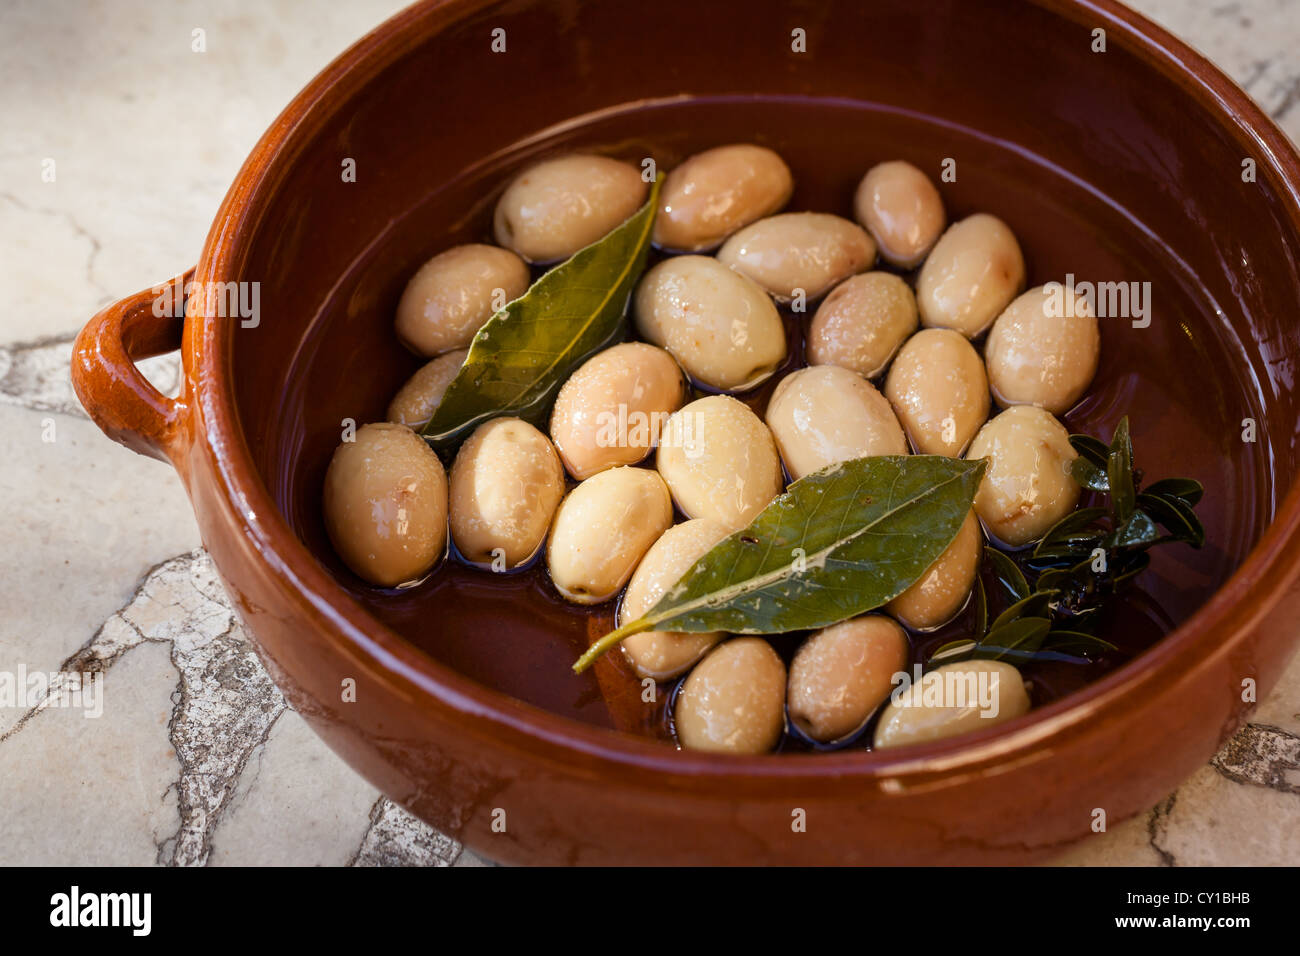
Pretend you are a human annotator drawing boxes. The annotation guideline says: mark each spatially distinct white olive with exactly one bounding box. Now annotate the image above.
[873,660,1031,748]
[633,255,787,391]
[547,467,673,604]
[884,328,990,457]
[549,343,686,480]
[656,395,784,530]
[618,519,732,680]
[448,417,565,569]
[787,616,910,743]
[966,405,1080,547]
[853,160,945,268]
[917,213,1025,337]
[764,365,907,481]
[716,212,876,301]
[323,423,448,587]
[985,284,1100,415]
[654,144,794,252]
[887,511,982,630]
[386,348,468,430]
[395,244,529,357]
[675,638,787,754]
[806,272,918,378]
[493,154,648,263]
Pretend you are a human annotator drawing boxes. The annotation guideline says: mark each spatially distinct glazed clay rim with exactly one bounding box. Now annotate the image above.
[189,0,1300,786]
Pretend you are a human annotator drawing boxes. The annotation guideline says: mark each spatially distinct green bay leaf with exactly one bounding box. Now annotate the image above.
[573,454,986,673]
[421,176,661,448]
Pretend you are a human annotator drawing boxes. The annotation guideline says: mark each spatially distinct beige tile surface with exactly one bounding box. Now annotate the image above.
[0,0,1296,866]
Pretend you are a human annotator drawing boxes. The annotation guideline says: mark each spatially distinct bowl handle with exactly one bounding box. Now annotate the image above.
[71,270,193,465]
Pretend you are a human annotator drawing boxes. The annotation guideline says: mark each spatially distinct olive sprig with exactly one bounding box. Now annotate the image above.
[930,416,1205,668]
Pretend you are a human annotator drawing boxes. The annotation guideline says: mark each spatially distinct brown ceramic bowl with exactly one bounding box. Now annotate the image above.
[73,0,1300,865]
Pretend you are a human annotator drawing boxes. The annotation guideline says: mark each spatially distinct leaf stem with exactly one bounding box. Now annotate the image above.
[572,617,656,674]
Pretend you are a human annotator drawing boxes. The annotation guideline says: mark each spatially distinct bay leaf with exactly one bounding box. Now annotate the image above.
[421,176,661,448]
[573,454,986,673]
[1143,477,1204,506]
[1107,417,1136,521]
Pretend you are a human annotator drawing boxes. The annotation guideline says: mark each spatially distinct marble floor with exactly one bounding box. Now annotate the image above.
[1,0,1297,866]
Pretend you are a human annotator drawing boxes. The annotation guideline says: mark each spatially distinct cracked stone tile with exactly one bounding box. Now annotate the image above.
[0,191,115,343]
[208,707,380,866]
[0,335,181,417]
[1148,762,1300,864]
[1,549,288,865]
[1212,722,1300,794]
[0,403,200,738]
[0,0,410,345]
[1131,0,1300,143]
[349,798,470,867]
[0,639,181,865]
[1,544,477,866]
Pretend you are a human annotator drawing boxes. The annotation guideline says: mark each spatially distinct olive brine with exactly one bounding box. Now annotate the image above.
[321,144,1203,755]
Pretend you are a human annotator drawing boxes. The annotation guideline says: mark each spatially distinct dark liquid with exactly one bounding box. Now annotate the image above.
[271,97,1267,748]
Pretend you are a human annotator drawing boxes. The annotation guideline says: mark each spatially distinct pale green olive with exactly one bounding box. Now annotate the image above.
[716,212,876,301]
[853,160,946,268]
[884,328,990,457]
[493,154,648,263]
[395,245,529,357]
[985,284,1101,415]
[448,417,566,569]
[675,638,787,754]
[873,660,1031,748]
[654,144,794,252]
[633,255,787,391]
[966,405,1080,547]
[323,422,448,587]
[549,343,687,480]
[547,467,674,604]
[887,510,981,630]
[764,365,907,481]
[656,395,784,530]
[386,348,468,430]
[807,272,919,378]
[618,519,732,680]
[917,214,1025,337]
[787,616,910,743]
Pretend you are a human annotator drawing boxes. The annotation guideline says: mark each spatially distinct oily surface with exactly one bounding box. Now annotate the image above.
[270,96,1269,740]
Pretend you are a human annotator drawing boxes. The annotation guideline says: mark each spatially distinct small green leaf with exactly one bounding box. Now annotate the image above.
[1070,456,1109,492]
[572,455,986,672]
[977,616,1052,661]
[972,575,988,639]
[1036,563,1084,590]
[1107,417,1136,521]
[1137,492,1205,547]
[988,589,1058,632]
[1037,507,1108,549]
[1070,434,1111,469]
[1108,510,1160,549]
[985,546,1029,602]
[1143,477,1204,506]
[929,639,976,665]
[1042,630,1117,657]
[1111,552,1151,585]
[422,177,661,448]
